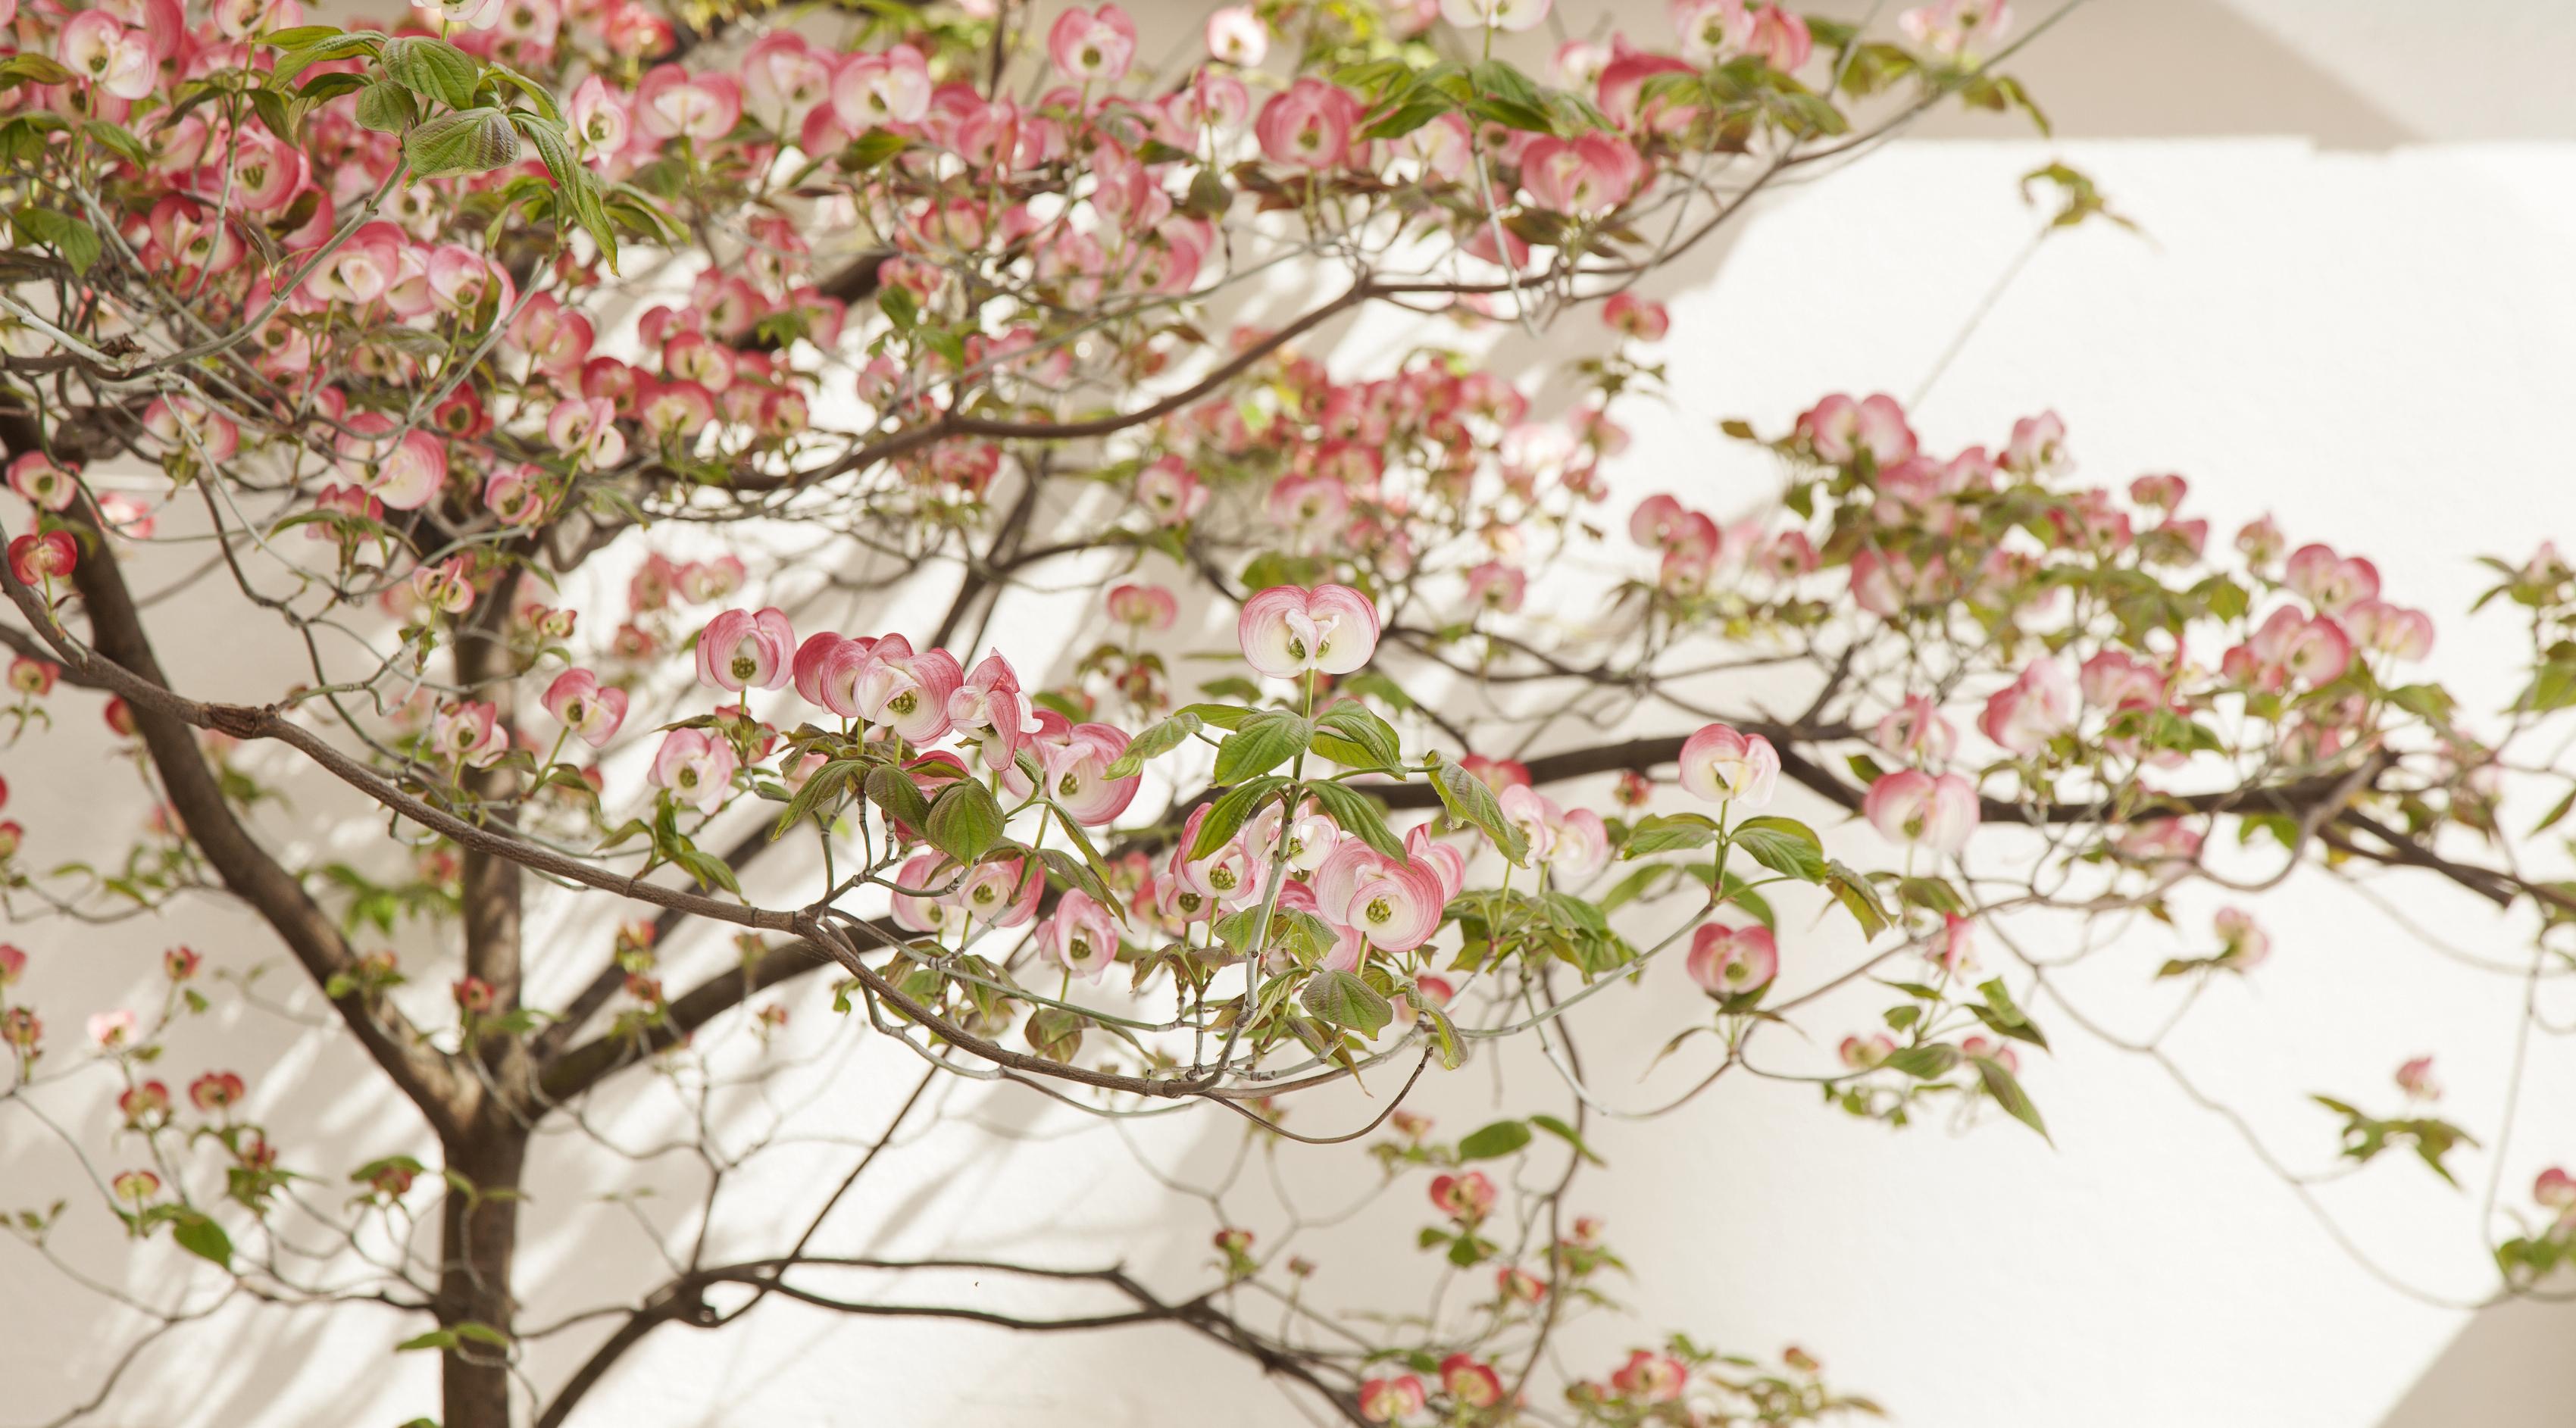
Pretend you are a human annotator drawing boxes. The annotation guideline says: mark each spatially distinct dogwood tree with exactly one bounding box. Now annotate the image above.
[3,0,2568,1425]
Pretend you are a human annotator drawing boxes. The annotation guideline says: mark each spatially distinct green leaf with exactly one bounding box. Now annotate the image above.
[82,120,147,165]
[1883,1043,1959,1080]
[1730,816,1826,882]
[513,113,618,269]
[1037,846,1114,912]
[864,764,931,831]
[1896,875,1965,915]
[1300,967,1393,1036]
[1182,164,1230,218]
[1311,703,1403,771]
[2384,683,2453,723]
[381,35,481,111]
[1214,711,1311,784]
[170,1210,232,1270]
[296,71,370,107]
[674,848,742,896]
[1190,776,1287,859]
[1048,806,1118,890]
[2512,658,2576,715]
[1466,95,1556,135]
[1468,59,1543,108]
[770,758,864,840]
[0,53,77,86]
[403,108,521,178]
[1975,978,2049,1050]
[1361,97,1452,139]
[257,24,343,48]
[924,780,1004,863]
[1624,812,1717,858]
[268,33,381,89]
[483,61,562,121]
[14,205,100,276]
[395,1329,457,1352]
[1305,780,1405,861]
[355,80,415,134]
[1824,860,1893,938]
[249,86,299,145]
[1430,757,1530,866]
[1973,1056,2051,1143]
[1218,905,1336,961]
[846,127,907,169]
[877,282,918,330]
[1417,998,1464,1070]
[1455,1119,1533,1161]
[1529,1113,1604,1166]
[2534,784,2576,837]
[1026,1005,1087,1063]
[1106,711,1203,778]
[1174,702,1254,730]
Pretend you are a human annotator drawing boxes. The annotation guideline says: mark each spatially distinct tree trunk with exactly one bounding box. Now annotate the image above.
[445,567,535,1427]
[438,1120,529,1428]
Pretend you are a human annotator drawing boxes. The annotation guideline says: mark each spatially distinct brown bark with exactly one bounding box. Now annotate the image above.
[437,1114,529,1428]
[443,565,535,1428]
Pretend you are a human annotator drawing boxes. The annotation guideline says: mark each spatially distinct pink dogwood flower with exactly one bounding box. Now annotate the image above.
[542,669,629,748]
[1978,660,2076,756]
[1036,723,1140,825]
[696,608,797,693]
[846,635,965,742]
[1686,923,1778,997]
[1047,5,1136,83]
[652,728,739,814]
[1238,583,1380,680]
[1204,5,1265,64]
[6,453,78,511]
[1864,770,1979,853]
[430,701,508,768]
[1036,889,1121,980]
[8,531,77,586]
[1255,80,1361,170]
[1677,723,1780,807]
[1106,582,1177,630]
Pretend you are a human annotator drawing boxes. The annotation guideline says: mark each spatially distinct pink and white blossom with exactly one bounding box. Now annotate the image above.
[542,669,629,748]
[1238,584,1380,680]
[1686,923,1778,997]
[1677,723,1780,807]
[1864,770,1979,854]
[651,728,739,814]
[696,608,797,694]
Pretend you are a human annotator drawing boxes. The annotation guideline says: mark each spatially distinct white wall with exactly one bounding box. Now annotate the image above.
[11,5,2576,1426]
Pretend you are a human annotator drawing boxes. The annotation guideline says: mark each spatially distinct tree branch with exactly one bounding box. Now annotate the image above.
[0,450,472,1139]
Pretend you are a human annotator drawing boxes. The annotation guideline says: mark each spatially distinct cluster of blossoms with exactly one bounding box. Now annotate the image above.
[0,938,281,1229]
[15,0,2564,1423]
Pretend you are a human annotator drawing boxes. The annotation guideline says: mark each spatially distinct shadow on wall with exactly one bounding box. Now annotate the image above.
[1809,0,2416,147]
[2380,1297,2576,1428]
